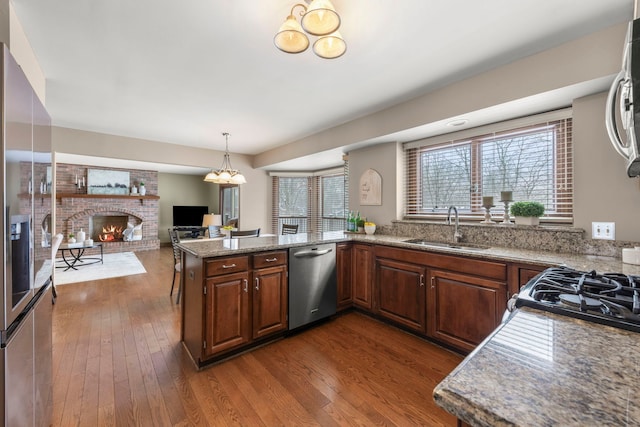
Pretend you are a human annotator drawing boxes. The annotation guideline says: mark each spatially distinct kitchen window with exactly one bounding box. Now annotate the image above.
[271,167,346,233]
[404,109,573,222]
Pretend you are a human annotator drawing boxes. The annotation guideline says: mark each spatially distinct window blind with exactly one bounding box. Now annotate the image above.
[404,109,573,222]
[271,164,347,233]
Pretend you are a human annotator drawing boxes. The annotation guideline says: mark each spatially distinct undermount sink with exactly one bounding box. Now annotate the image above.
[402,239,490,251]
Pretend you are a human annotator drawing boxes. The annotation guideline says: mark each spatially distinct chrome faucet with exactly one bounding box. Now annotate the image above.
[446,206,462,243]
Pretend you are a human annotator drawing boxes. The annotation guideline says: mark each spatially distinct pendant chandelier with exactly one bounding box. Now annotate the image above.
[274,0,346,59]
[203,132,247,184]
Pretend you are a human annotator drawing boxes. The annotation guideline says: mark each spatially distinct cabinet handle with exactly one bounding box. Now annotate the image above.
[419,274,425,287]
[255,277,260,291]
[265,258,278,262]
[222,263,237,269]
[243,279,248,293]
[431,276,435,289]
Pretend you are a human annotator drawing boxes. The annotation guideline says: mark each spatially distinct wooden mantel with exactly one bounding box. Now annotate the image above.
[55,193,160,204]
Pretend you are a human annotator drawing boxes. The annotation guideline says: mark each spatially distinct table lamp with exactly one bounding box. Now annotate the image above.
[202,214,223,237]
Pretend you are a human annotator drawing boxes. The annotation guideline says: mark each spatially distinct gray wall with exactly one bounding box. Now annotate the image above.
[348,142,402,225]
[349,91,640,243]
[52,126,272,236]
[573,92,640,242]
[158,173,218,243]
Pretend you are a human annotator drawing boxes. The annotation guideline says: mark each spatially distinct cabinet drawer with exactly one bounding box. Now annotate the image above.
[253,251,287,269]
[205,256,249,277]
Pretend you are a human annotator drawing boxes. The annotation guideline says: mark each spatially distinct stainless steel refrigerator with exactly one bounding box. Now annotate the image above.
[1,45,53,426]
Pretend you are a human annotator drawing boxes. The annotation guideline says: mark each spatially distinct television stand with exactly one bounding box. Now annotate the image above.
[173,226,206,239]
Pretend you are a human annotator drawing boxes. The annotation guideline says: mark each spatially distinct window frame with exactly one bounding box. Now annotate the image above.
[404,109,573,224]
[271,167,347,233]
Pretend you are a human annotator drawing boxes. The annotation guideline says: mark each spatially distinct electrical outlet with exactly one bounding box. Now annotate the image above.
[592,222,616,240]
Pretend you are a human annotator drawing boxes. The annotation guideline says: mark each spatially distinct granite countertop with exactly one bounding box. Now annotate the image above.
[177,232,640,275]
[433,306,640,426]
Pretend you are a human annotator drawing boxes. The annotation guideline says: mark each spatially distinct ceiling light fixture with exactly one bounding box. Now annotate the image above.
[204,132,247,185]
[274,0,346,59]
[446,119,468,127]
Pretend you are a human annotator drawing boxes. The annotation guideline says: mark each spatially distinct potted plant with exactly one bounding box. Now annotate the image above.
[139,181,146,196]
[510,201,545,226]
[68,233,76,243]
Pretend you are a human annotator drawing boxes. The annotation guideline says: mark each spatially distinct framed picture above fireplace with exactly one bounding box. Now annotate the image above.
[87,169,130,195]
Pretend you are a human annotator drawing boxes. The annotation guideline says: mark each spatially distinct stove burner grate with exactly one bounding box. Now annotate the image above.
[515,266,640,333]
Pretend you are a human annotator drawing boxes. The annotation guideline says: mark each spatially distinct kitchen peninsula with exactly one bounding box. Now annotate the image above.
[434,306,640,426]
[177,231,640,369]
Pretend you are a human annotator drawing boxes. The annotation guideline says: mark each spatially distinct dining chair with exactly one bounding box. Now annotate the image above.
[230,228,260,238]
[169,229,182,303]
[282,224,299,235]
[50,233,64,304]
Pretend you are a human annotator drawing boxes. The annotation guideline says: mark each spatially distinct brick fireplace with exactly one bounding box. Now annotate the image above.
[55,164,160,253]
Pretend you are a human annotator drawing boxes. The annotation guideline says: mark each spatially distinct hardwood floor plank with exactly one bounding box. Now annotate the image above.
[150,350,190,425]
[52,247,463,426]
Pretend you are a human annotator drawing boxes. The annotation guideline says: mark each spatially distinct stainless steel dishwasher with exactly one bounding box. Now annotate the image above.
[288,243,337,330]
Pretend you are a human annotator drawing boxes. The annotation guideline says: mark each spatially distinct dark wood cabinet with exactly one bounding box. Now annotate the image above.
[202,255,251,357]
[352,243,374,309]
[182,239,549,366]
[427,269,507,353]
[507,263,547,297]
[336,243,353,311]
[375,257,427,333]
[204,271,250,357]
[252,251,288,340]
[182,251,288,366]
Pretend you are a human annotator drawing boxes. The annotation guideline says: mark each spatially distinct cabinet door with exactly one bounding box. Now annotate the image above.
[352,244,374,309]
[376,258,427,333]
[428,269,507,353]
[507,263,546,297]
[336,243,353,311]
[204,272,250,357]
[252,265,288,340]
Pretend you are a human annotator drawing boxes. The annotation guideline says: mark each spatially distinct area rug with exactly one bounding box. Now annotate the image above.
[54,251,147,285]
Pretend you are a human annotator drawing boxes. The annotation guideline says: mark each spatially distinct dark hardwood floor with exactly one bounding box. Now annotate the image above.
[51,246,463,426]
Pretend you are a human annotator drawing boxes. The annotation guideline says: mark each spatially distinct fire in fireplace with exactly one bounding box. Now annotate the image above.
[90,215,129,242]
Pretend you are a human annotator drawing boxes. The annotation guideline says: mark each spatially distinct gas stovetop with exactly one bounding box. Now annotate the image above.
[514,266,640,333]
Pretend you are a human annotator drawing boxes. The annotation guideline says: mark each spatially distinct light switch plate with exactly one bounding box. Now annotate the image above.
[592,222,615,240]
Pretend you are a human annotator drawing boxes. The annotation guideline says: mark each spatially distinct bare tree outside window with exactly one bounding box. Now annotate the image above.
[482,127,554,205]
[421,144,471,211]
[406,116,573,221]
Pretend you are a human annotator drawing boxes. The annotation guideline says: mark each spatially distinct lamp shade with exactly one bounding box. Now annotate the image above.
[202,214,223,227]
[274,14,309,53]
[301,0,340,36]
[313,30,346,59]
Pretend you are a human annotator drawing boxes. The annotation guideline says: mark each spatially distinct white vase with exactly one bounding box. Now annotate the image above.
[514,216,539,226]
[68,237,76,244]
[131,186,138,194]
[77,229,86,243]
[139,185,146,196]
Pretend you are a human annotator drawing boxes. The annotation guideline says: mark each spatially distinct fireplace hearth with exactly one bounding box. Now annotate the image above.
[90,215,129,242]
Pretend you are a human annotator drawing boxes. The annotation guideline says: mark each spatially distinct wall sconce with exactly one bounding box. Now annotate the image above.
[274,0,346,59]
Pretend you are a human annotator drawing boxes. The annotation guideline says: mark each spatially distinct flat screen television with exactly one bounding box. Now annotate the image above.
[172,205,209,228]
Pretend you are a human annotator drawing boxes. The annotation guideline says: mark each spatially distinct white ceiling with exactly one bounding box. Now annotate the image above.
[11,0,634,173]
